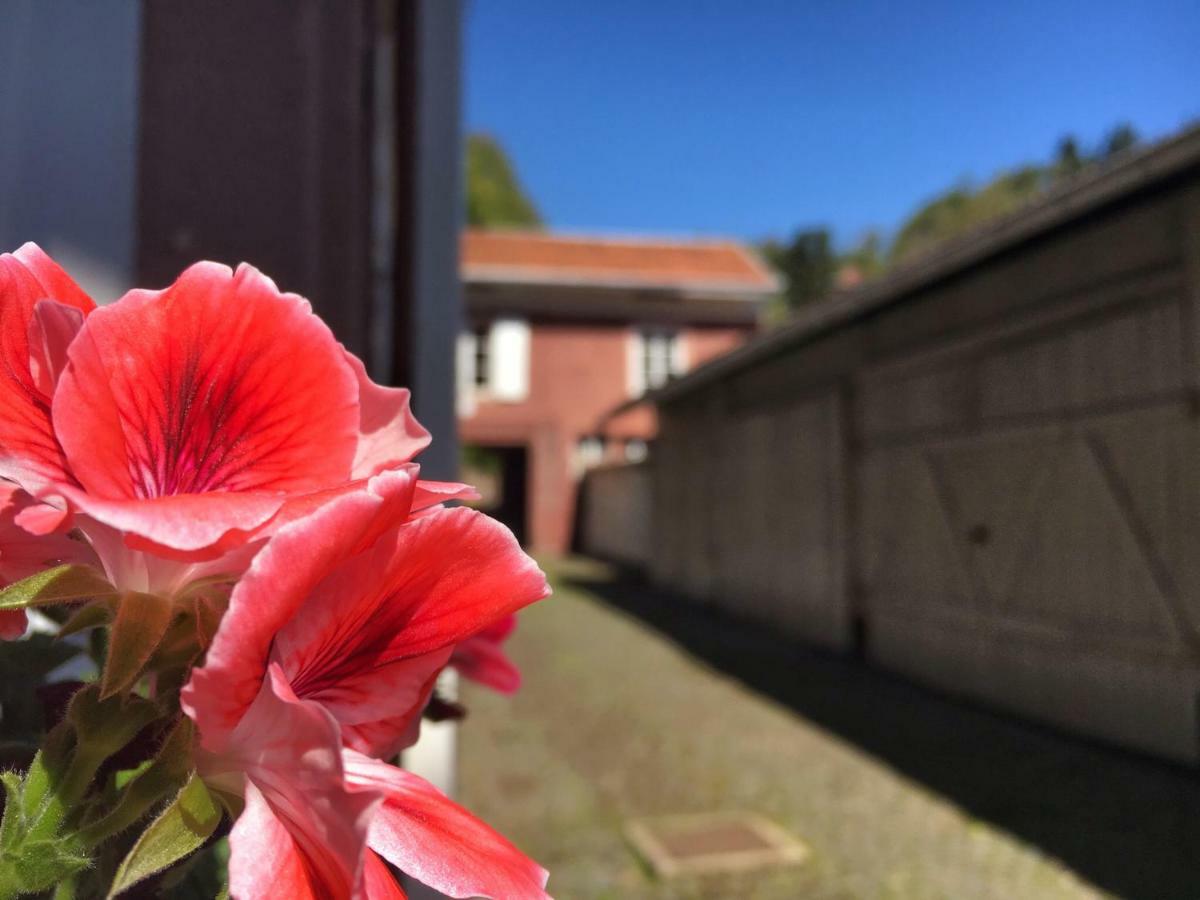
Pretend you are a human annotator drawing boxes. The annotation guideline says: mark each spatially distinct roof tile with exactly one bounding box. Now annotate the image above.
[462,230,777,292]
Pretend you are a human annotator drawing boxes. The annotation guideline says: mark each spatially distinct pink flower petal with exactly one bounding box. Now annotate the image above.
[182,470,418,750]
[12,243,95,311]
[344,750,551,900]
[481,613,518,643]
[340,661,445,759]
[57,486,285,558]
[451,632,522,695]
[185,476,547,756]
[361,851,408,900]
[27,300,85,397]
[223,665,382,899]
[410,480,481,513]
[13,499,70,536]
[260,464,420,538]
[288,649,452,733]
[345,351,430,479]
[0,482,97,583]
[0,481,95,641]
[0,244,94,493]
[228,783,325,900]
[291,507,547,660]
[52,261,360,551]
[72,513,262,599]
[0,610,26,639]
[271,507,547,730]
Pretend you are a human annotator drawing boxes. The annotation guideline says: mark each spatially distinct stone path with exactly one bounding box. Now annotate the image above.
[458,558,1198,899]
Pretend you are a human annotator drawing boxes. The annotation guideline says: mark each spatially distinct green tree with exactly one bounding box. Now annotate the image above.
[889,165,1047,264]
[839,120,1143,272]
[466,134,542,228]
[839,230,886,282]
[1054,135,1085,178]
[762,228,836,309]
[1102,122,1139,159]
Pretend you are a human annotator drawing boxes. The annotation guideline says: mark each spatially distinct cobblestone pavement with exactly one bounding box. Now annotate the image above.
[458,558,1200,900]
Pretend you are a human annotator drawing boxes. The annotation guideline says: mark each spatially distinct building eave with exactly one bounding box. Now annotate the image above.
[463,280,767,326]
[462,267,780,297]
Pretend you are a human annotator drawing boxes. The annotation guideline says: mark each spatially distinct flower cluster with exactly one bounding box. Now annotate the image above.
[0,244,550,898]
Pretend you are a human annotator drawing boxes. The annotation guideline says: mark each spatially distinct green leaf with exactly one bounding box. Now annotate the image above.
[192,593,228,651]
[113,760,155,791]
[16,728,97,847]
[67,687,160,762]
[19,688,164,840]
[0,772,23,852]
[58,601,114,638]
[108,775,222,898]
[156,834,228,898]
[101,592,174,699]
[80,719,194,848]
[10,838,90,892]
[0,564,117,611]
[19,724,74,821]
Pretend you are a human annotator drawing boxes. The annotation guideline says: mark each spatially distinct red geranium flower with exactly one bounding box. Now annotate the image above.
[0,245,454,595]
[50,259,429,556]
[182,471,551,898]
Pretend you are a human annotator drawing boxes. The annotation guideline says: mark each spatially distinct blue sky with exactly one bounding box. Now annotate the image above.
[465,0,1199,247]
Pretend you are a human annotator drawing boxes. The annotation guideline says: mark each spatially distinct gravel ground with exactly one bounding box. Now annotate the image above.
[457,558,1200,900]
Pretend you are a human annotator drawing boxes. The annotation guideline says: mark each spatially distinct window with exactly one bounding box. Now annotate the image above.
[456,318,531,412]
[631,329,684,395]
[573,436,605,476]
[471,324,490,388]
[489,319,530,401]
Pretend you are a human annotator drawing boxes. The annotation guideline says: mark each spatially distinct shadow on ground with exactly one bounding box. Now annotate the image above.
[561,565,1200,900]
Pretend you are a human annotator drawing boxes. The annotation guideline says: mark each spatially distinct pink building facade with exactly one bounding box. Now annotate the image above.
[458,230,777,553]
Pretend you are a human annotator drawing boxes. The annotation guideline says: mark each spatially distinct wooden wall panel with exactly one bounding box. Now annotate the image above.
[647,392,850,647]
[855,268,1200,760]
[649,168,1200,762]
[580,463,653,569]
[977,298,1185,419]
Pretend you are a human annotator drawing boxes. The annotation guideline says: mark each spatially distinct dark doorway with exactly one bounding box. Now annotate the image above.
[461,444,529,546]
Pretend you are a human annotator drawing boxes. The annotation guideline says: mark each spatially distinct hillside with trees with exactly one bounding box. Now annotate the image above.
[466,134,542,229]
[764,124,1142,314]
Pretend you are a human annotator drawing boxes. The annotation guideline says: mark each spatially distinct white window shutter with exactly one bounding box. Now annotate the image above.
[627,329,646,398]
[489,318,530,402]
[455,331,477,417]
[671,332,688,375]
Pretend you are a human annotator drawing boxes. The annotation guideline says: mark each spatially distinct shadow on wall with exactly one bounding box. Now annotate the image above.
[559,567,1200,900]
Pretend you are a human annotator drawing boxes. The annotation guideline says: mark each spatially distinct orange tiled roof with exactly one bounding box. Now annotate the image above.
[461,230,778,293]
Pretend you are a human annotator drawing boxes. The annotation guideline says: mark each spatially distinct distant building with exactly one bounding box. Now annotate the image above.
[459,229,778,553]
